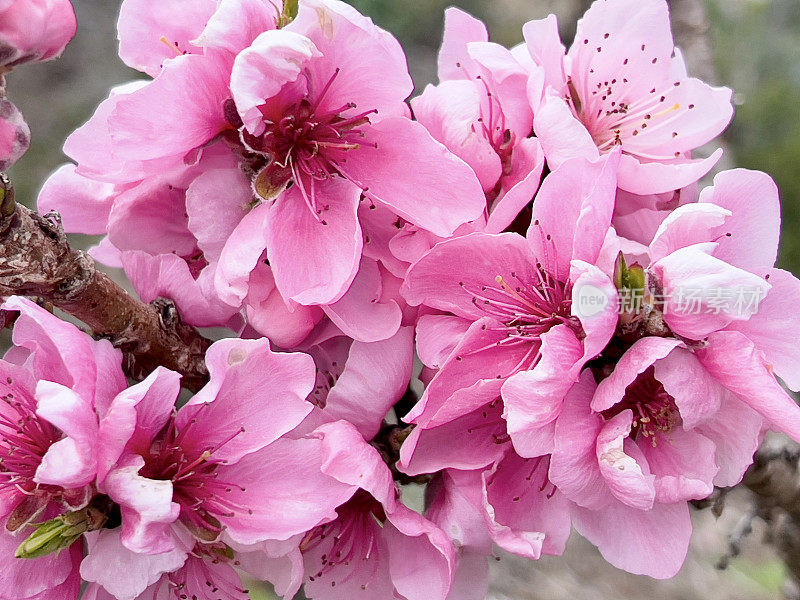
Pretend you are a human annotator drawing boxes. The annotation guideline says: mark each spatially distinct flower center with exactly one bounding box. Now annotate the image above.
[169,550,250,600]
[566,75,687,159]
[140,411,248,540]
[300,489,386,589]
[601,366,680,445]
[232,68,378,221]
[0,378,60,498]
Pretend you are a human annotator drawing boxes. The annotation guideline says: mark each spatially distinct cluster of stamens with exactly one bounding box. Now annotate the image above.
[567,34,692,159]
[140,408,249,539]
[601,367,680,446]
[300,490,386,590]
[231,68,378,222]
[0,379,60,502]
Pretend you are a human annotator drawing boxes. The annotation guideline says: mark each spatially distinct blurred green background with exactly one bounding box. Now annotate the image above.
[4,1,800,598]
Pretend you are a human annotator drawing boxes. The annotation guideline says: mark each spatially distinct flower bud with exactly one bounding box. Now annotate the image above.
[0,0,77,70]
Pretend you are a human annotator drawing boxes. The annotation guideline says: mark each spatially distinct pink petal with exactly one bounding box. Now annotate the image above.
[34,381,98,488]
[572,499,691,579]
[179,338,315,463]
[696,393,762,487]
[186,167,252,263]
[697,330,800,443]
[215,202,270,308]
[110,53,231,162]
[402,232,538,320]
[103,457,182,555]
[411,80,502,192]
[592,336,682,412]
[340,117,485,237]
[415,314,472,370]
[216,436,356,544]
[699,168,781,272]
[528,152,620,276]
[245,261,323,348]
[290,0,412,120]
[2,296,97,403]
[37,164,117,235]
[230,29,320,134]
[482,453,572,559]
[322,257,403,342]
[80,528,187,600]
[117,0,216,77]
[532,93,599,169]
[550,371,609,510]
[484,138,545,234]
[398,401,507,476]
[638,426,717,503]
[265,179,363,305]
[312,327,413,441]
[596,411,656,510]
[384,504,456,600]
[654,244,771,339]
[502,325,584,457]
[437,7,488,81]
[648,202,730,263]
[195,0,280,55]
[617,149,723,196]
[729,268,800,391]
[653,347,725,429]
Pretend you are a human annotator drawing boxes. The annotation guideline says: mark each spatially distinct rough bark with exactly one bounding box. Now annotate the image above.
[0,175,211,391]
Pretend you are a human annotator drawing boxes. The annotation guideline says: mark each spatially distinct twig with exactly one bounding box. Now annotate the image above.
[0,174,211,391]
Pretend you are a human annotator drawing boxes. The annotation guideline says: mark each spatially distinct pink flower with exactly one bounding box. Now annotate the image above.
[84,337,357,599]
[0,296,127,599]
[411,8,545,233]
[0,96,29,170]
[298,421,455,600]
[400,153,621,458]
[524,0,733,194]
[221,0,484,306]
[0,0,76,69]
[52,0,482,342]
[535,169,800,577]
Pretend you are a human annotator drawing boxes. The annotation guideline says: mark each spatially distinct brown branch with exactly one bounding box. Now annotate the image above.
[0,174,211,392]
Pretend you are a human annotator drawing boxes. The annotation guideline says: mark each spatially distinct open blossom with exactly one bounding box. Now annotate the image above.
[524,0,733,195]
[82,337,358,600]
[299,421,455,600]
[0,296,127,600]
[0,0,76,69]
[400,153,620,458]
[521,168,800,578]
[48,0,482,345]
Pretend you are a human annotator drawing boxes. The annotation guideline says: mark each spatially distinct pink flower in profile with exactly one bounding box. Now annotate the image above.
[298,421,455,600]
[524,0,733,194]
[0,0,76,69]
[401,152,621,459]
[0,296,127,600]
[411,7,545,233]
[0,96,29,170]
[83,337,357,600]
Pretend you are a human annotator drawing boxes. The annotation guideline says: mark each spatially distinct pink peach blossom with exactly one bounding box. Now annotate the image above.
[524,0,733,194]
[401,153,621,458]
[0,297,127,600]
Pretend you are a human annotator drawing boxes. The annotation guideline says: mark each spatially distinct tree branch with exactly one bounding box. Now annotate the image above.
[0,174,211,392]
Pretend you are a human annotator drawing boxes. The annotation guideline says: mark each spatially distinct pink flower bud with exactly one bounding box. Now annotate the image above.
[0,0,76,69]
